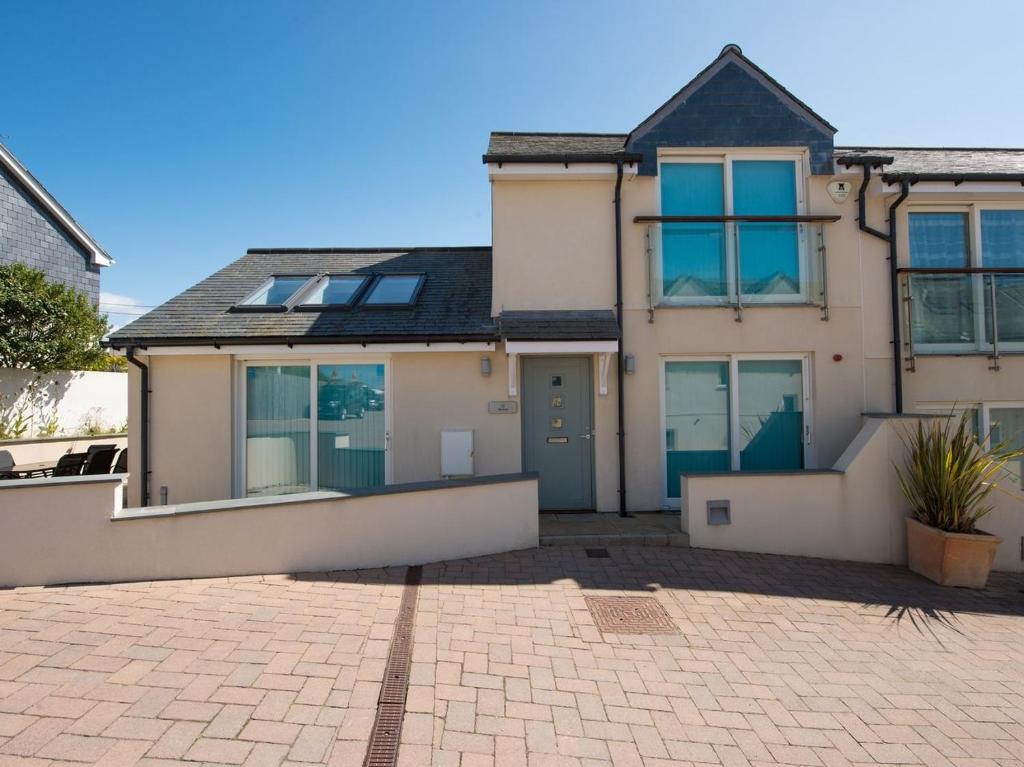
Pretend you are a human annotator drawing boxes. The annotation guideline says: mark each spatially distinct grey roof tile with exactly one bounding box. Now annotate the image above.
[836,146,1024,177]
[498,310,619,341]
[109,248,495,344]
[484,132,630,161]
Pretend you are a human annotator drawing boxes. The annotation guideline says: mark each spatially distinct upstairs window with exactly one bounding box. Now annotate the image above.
[362,274,425,306]
[296,275,368,309]
[907,208,1024,353]
[235,276,314,311]
[656,156,805,306]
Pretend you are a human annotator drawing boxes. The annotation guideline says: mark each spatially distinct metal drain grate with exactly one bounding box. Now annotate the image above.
[585,595,678,634]
[363,565,422,767]
[585,548,611,558]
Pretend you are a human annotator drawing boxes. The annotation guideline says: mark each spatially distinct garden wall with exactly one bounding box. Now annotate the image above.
[0,368,126,439]
[0,473,540,587]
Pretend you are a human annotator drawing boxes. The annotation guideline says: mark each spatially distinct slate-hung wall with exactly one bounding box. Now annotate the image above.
[0,163,99,304]
[628,60,835,175]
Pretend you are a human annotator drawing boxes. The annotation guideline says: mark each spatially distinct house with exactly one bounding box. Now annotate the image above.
[108,44,1024,514]
[0,142,112,303]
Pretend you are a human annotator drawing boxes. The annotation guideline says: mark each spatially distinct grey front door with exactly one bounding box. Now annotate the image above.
[521,357,595,510]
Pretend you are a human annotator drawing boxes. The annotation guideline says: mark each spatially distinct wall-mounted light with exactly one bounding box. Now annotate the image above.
[623,354,636,375]
[480,357,492,377]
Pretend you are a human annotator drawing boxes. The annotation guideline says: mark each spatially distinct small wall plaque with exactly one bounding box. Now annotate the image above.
[488,400,518,414]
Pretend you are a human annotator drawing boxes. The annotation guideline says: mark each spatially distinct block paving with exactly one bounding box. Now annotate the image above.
[1,545,1023,765]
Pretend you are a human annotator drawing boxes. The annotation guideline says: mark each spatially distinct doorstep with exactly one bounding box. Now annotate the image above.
[539,511,689,547]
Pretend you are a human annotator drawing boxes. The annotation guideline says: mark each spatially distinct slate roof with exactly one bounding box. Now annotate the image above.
[484,132,635,162]
[107,248,495,346]
[836,146,1024,180]
[498,310,619,341]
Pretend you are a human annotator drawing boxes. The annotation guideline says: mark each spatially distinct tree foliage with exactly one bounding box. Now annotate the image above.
[0,263,111,372]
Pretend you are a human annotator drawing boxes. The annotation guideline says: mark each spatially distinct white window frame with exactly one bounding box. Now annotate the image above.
[234,356,392,498]
[659,352,814,508]
[654,150,809,308]
[907,203,1024,354]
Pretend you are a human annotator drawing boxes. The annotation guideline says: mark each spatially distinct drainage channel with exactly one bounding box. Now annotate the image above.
[363,564,422,767]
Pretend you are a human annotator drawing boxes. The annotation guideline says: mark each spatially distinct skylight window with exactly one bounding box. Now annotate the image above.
[362,274,425,306]
[236,276,312,310]
[297,275,368,309]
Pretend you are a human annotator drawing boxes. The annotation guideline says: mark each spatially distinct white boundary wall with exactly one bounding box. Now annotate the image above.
[0,368,127,437]
[0,473,539,587]
[684,416,1024,572]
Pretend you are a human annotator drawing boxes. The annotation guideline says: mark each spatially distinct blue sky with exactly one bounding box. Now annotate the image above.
[5,0,1023,328]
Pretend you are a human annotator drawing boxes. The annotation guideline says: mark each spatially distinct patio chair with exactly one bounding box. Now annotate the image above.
[82,446,118,475]
[112,448,128,474]
[52,452,88,477]
[86,444,118,459]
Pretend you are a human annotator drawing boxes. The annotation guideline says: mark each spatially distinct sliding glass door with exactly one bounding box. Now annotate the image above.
[243,361,387,497]
[317,364,386,490]
[245,365,311,497]
[663,356,809,499]
[664,362,731,499]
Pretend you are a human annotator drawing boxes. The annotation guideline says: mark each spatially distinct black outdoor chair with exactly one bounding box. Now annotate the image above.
[52,452,88,477]
[82,446,118,475]
[112,448,128,474]
[86,443,118,459]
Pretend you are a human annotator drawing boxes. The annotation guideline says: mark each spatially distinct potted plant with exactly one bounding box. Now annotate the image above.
[895,413,1022,588]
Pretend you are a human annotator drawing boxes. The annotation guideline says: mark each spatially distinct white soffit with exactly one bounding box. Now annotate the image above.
[139,342,496,357]
[487,162,639,181]
[504,340,618,354]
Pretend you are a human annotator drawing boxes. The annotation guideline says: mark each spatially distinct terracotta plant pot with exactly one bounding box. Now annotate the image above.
[905,517,1002,589]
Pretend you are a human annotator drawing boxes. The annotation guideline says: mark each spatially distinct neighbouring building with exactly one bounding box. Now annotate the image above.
[108,46,1024,535]
[0,142,112,303]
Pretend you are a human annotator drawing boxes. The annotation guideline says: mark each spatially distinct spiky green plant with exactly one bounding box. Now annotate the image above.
[895,413,1023,534]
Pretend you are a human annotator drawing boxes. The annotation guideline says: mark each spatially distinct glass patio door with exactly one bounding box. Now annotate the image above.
[245,365,312,497]
[664,357,808,499]
[316,364,386,490]
[244,362,386,497]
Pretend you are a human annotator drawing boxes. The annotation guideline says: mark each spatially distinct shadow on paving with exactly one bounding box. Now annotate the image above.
[291,545,1024,630]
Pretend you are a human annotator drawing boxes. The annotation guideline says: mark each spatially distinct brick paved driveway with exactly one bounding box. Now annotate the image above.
[2,546,1024,766]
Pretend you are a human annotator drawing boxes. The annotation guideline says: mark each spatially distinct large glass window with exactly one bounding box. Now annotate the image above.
[244,362,387,497]
[658,157,803,305]
[981,211,1024,345]
[664,357,807,498]
[732,161,799,297]
[245,366,311,496]
[907,208,1024,353]
[317,364,386,490]
[660,164,727,299]
[908,212,974,346]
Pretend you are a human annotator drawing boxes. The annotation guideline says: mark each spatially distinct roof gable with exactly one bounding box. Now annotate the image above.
[627,45,835,175]
[0,142,112,267]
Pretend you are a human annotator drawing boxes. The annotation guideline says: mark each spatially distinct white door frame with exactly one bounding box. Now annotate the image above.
[659,352,814,508]
[234,356,392,498]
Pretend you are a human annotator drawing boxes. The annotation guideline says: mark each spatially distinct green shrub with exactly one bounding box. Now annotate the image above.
[895,413,1023,534]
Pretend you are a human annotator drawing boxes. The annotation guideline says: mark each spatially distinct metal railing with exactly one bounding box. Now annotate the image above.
[898,267,1024,371]
[637,215,840,322]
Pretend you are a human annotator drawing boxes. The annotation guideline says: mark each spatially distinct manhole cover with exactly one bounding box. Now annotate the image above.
[584,595,678,634]
[585,548,610,558]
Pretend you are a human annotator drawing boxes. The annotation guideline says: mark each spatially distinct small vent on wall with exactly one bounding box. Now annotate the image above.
[707,500,730,526]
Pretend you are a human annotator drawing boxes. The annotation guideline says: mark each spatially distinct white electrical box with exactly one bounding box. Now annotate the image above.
[441,430,474,477]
